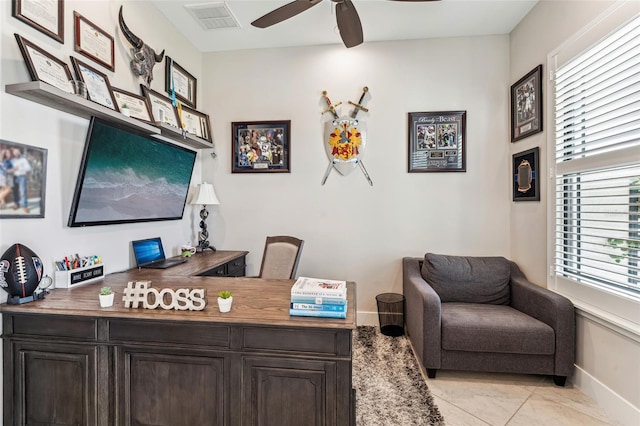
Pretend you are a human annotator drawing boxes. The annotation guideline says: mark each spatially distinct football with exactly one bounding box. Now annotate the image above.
[0,243,43,298]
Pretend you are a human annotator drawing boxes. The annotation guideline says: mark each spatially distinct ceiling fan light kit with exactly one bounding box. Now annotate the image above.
[251,0,439,48]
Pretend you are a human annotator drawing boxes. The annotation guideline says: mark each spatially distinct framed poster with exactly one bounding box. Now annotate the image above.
[165,57,197,108]
[0,140,47,218]
[73,11,115,72]
[141,85,180,128]
[14,34,73,94]
[513,147,540,201]
[511,65,543,142]
[408,111,466,172]
[70,57,118,110]
[12,0,64,43]
[179,106,212,142]
[111,87,153,124]
[232,121,290,173]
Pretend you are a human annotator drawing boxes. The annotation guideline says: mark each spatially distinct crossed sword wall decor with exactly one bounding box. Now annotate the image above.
[320,87,373,186]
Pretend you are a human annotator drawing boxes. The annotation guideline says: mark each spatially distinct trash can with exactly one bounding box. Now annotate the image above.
[376,293,405,336]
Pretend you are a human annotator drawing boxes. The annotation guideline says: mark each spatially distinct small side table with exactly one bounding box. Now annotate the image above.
[375,293,405,337]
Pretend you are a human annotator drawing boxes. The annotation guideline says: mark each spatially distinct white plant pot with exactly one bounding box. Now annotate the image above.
[121,108,131,117]
[99,293,114,308]
[218,296,232,313]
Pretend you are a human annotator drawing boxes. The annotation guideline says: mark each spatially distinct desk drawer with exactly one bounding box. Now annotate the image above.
[10,314,97,340]
[109,320,230,348]
[242,327,341,355]
[200,264,227,277]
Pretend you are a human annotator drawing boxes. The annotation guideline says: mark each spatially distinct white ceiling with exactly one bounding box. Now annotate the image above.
[151,0,538,52]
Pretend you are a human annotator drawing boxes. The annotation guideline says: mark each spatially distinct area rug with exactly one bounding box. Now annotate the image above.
[353,326,445,426]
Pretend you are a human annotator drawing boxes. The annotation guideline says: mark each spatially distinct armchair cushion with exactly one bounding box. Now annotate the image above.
[441,303,555,355]
[421,253,510,305]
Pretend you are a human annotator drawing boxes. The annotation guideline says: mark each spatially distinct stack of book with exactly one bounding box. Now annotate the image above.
[290,276,347,318]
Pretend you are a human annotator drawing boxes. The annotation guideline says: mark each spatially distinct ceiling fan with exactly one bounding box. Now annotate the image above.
[251,0,440,49]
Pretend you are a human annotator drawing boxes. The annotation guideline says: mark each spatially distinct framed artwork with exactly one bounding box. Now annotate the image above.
[141,85,180,128]
[232,121,291,173]
[111,87,153,124]
[12,0,64,43]
[511,65,543,142]
[73,11,115,72]
[14,34,73,94]
[0,140,47,218]
[70,57,118,110]
[513,147,540,201]
[408,111,466,172]
[179,105,212,142]
[165,57,197,108]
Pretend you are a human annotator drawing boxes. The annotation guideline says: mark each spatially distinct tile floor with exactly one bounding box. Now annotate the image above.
[421,370,620,426]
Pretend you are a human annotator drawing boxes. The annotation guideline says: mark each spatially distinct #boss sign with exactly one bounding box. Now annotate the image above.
[122,281,206,311]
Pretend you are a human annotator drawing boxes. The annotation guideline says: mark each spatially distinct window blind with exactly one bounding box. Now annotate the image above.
[553,15,640,296]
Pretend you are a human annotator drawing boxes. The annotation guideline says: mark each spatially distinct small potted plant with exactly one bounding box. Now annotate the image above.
[120,103,131,117]
[99,286,114,307]
[217,290,232,313]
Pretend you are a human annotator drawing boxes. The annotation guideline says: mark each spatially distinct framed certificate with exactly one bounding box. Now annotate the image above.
[165,57,197,108]
[14,34,73,94]
[70,57,118,110]
[12,0,64,43]
[73,12,115,72]
[112,87,153,124]
[141,85,180,128]
[179,105,212,142]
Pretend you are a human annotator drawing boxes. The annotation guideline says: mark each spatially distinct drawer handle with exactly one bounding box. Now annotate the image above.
[234,261,242,266]
[217,270,224,275]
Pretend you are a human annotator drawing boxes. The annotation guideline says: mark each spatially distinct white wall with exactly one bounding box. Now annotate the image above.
[202,36,512,321]
[0,0,203,421]
[509,1,640,424]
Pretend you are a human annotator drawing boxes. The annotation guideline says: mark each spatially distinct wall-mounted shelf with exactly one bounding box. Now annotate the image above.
[5,81,214,150]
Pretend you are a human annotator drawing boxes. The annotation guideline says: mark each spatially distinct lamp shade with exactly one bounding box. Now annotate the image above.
[191,183,220,205]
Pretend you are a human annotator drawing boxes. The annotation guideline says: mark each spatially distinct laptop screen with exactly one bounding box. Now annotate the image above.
[132,237,166,266]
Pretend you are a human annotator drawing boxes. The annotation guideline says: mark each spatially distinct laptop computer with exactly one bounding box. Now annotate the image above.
[132,237,187,269]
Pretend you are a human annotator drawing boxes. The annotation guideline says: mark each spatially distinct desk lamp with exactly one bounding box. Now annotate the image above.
[191,182,220,252]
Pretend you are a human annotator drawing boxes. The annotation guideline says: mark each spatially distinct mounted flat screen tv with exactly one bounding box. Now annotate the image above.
[68,117,197,227]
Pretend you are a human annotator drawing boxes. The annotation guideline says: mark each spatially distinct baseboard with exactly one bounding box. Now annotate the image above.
[356,310,378,326]
[573,365,640,426]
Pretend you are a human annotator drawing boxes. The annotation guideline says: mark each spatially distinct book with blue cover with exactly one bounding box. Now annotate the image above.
[290,296,347,305]
[289,308,347,319]
[290,302,347,312]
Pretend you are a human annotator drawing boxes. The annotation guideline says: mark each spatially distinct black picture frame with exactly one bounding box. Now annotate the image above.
[408,111,466,172]
[14,33,73,93]
[12,0,64,44]
[0,140,47,218]
[165,57,197,109]
[179,105,212,143]
[70,56,118,111]
[511,65,543,142]
[513,147,540,201]
[111,87,153,124]
[73,11,115,72]
[232,121,291,173]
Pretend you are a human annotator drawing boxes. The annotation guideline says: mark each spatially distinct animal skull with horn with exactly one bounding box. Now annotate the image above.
[118,6,165,87]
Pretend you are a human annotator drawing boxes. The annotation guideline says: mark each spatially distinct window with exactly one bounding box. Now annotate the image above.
[550,10,639,327]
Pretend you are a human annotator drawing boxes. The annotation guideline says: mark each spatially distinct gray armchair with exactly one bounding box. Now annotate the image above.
[403,253,575,386]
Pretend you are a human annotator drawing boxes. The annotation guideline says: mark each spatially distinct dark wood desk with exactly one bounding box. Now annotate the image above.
[154,250,248,277]
[1,254,356,426]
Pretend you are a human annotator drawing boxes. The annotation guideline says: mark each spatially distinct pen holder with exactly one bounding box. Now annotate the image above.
[55,263,105,288]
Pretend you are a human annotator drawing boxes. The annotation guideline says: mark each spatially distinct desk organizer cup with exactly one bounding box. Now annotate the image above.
[55,263,105,288]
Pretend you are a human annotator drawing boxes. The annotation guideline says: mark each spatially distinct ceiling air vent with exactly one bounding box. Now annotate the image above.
[184,2,241,30]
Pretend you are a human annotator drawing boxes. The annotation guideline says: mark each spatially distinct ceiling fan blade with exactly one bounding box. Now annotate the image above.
[251,0,324,28]
[335,0,363,48]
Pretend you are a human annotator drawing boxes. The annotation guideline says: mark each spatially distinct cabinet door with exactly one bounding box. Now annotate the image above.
[8,341,97,426]
[241,357,337,426]
[117,349,226,426]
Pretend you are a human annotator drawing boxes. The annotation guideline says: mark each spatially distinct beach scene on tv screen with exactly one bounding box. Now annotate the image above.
[73,121,195,224]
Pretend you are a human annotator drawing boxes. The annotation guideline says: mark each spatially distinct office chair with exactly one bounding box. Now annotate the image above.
[258,236,304,279]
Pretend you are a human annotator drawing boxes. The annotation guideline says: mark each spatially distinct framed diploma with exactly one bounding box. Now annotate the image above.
[14,34,73,93]
[141,85,180,128]
[70,57,118,111]
[165,57,197,108]
[12,0,64,44]
[112,87,153,124]
[73,12,115,72]
[179,105,212,142]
